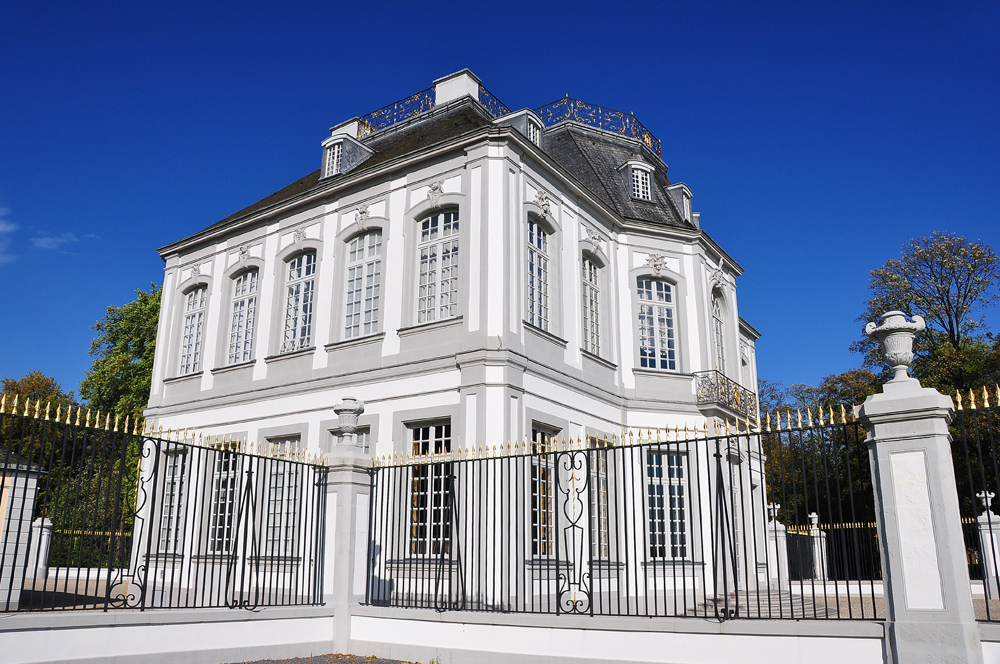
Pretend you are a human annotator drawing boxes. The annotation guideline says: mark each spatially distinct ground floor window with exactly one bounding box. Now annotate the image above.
[647,451,688,558]
[409,422,452,555]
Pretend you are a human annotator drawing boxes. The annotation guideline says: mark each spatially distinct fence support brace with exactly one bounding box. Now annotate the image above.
[859,311,983,664]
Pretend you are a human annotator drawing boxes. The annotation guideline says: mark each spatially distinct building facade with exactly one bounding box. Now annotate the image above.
[146,69,760,459]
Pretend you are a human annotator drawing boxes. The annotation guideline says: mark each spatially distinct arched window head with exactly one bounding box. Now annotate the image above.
[179,285,207,375]
[637,278,677,371]
[417,210,459,323]
[345,230,382,338]
[712,292,725,372]
[281,252,316,352]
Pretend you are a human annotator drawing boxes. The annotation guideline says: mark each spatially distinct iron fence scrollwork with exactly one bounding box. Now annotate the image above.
[535,98,661,157]
[357,88,436,138]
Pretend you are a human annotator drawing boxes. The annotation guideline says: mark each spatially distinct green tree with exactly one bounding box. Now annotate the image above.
[1,370,77,411]
[79,284,161,420]
[851,231,1000,392]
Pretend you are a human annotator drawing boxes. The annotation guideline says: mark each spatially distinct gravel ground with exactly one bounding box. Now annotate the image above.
[228,655,422,664]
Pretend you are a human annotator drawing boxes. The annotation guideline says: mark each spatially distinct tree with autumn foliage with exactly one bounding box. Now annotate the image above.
[1,370,77,411]
[850,231,1000,394]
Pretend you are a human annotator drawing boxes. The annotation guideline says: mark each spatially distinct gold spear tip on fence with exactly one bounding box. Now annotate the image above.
[985,386,991,408]
[970,388,978,410]
[956,391,964,410]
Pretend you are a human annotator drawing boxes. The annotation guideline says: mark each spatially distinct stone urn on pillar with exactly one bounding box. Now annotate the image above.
[863,310,925,383]
[333,397,365,446]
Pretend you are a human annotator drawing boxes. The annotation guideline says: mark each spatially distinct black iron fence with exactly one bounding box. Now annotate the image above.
[952,387,1000,621]
[0,402,327,612]
[365,415,881,620]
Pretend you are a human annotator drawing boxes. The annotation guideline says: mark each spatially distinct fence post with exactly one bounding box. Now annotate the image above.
[325,398,371,653]
[857,311,983,664]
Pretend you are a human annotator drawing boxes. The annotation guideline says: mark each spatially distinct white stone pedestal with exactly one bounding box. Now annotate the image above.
[978,510,1000,600]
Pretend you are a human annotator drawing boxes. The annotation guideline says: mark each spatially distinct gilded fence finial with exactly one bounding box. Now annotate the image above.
[11,394,18,413]
[957,391,964,410]
[971,389,978,410]
[703,421,709,437]
[796,409,802,428]
[0,394,6,414]
[840,404,848,423]
[34,400,41,418]
[806,408,813,427]
[985,386,991,409]
[829,405,835,425]
[55,404,62,422]
[725,419,731,435]
[104,413,111,430]
[44,401,51,420]
[114,414,120,432]
[765,412,771,432]
[85,409,92,428]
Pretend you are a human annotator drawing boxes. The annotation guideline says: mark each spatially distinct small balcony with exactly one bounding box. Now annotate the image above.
[694,370,758,421]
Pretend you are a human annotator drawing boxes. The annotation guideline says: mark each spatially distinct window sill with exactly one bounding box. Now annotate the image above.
[264,347,316,363]
[325,332,385,352]
[523,322,567,348]
[163,371,203,385]
[632,367,689,378]
[581,349,617,370]
[398,316,463,338]
[211,360,255,375]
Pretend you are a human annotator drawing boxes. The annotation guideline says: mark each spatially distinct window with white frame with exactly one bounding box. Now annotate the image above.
[589,435,610,560]
[416,211,459,324]
[345,231,382,338]
[582,256,601,355]
[409,422,452,555]
[179,285,207,375]
[335,427,370,454]
[264,436,301,557]
[712,292,725,372]
[530,427,557,557]
[281,252,316,353]
[228,269,259,364]
[527,219,550,330]
[208,448,240,555]
[636,277,677,371]
[527,121,541,146]
[157,451,187,553]
[631,168,652,201]
[647,451,688,559]
[325,142,343,177]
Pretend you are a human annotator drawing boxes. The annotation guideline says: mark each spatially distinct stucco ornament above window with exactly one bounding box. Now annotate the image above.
[585,227,603,253]
[355,204,369,230]
[238,245,250,265]
[534,190,551,219]
[191,263,201,277]
[645,253,668,276]
[427,181,444,207]
[293,227,306,246]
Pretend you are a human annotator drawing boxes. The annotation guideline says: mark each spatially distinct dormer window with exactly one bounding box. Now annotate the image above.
[527,121,541,146]
[325,143,343,177]
[632,168,651,200]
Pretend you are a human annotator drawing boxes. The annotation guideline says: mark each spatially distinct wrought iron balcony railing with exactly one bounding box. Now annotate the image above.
[478,84,511,119]
[535,97,661,156]
[694,370,758,420]
[357,87,436,138]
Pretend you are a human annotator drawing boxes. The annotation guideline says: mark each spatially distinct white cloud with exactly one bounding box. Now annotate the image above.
[0,221,15,233]
[31,233,79,250]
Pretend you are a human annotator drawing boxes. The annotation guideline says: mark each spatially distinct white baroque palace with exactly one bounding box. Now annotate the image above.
[146,69,759,458]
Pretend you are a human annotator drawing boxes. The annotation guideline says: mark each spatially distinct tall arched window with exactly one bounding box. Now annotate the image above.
[228,269,258,364]
[417,210,459,323]
[527,218,550,330]
[345,231,382,338]
[712,292,725,372]
[636,277,677,371]
[179,285,207,375]
[582,256,600,355]
[281,252,316,352]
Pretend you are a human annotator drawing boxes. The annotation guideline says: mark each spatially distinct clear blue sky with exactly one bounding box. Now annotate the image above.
[1,0,998,398]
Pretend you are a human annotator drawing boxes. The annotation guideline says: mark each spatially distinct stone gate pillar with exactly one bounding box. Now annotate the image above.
[858,311,982,664]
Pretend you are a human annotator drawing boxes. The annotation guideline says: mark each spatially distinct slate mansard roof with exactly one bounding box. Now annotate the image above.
[162,91,693,254]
